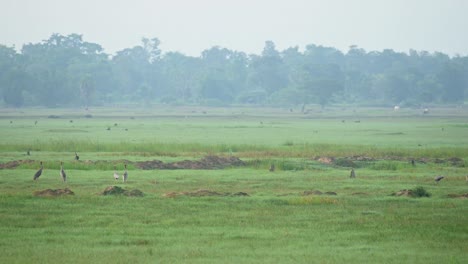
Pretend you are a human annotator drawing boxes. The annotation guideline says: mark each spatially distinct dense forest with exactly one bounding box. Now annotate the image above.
[1,33,467,108]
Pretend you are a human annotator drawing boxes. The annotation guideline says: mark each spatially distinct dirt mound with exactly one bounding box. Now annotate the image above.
[232,192,249,196]
[316,157,334,164]
[101,186,144,197]
[352,192,369,196]
[34,188,74,197]
[302,190,337,196]
[303,190,323,196]
[182,189,223,197]
[0,160,35,169]
[392,189,413,197]
[136,155,245,170]
[163,189,249,198]
[447,193,468,199]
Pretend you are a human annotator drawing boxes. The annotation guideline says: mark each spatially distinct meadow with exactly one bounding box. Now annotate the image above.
[0,105,467,263]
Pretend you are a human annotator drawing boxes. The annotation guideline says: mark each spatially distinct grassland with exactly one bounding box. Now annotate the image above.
[0,106,467,263]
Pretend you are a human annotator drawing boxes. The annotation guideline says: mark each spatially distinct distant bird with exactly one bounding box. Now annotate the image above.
[434,175,445,183]
[411,159,415,166]
[269,164,275,172]
[34,120,38,125]
[113,166,119,181]
[106,127,111,131]
[60,162,67,182]
[27,149,30,156]
[123,164,128,183]
[33,161,43,181]
[350,168,356,178]
[75,152,79,161]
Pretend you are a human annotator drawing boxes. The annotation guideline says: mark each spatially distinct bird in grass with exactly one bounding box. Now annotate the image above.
[75,152,79,161]
[60,161,67,182]
[350,168,356,178]
[269,164,275,172]
[123,164,128,183]
[33,161,43,181]
[27,149,30,156]
[113,166,119,181]
[434,175,445,183]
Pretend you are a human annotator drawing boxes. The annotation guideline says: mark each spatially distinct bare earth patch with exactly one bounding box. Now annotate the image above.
[392,189,413,197]
[447,193,468,199]
[302,190,337,196]
[0,160,35,169]
[163,189,249,198]
[136,155,245,170]
[34,188,74,197]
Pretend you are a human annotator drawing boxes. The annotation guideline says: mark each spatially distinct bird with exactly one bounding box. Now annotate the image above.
[26,149,30,156]
[33,161,43,181]
[434,175,445,183]
[411,159,415,166]
[350,168,356,178]
[123,164,128,183]
[60,161,67,182]
[269,164,275,172]
[113,166,119,181]
[75,152,79,161]
[34,120,38,125]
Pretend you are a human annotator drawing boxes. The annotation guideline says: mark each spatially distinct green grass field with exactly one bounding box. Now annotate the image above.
[0,106,467,263]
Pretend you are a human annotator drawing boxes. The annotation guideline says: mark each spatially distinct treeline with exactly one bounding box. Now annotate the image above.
[1,33,467,108]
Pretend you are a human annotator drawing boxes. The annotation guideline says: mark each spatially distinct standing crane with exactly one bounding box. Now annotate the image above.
[113,166,119,181]
[75,152,79,161]
[33,161,43,181]
[60,161,67,182]
[123,164,128,183]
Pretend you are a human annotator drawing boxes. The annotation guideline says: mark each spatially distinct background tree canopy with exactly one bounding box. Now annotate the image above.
[1,34,467,108]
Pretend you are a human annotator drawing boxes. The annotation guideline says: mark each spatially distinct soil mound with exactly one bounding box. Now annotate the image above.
[0,160,35,169]
[163,189,249,198]
[447,193,468,199]
[303,190,323,196]
[302,190,337,196]
[34,188,74,197]
[101,186,144,197]
[392,189,413,197]
[182,189,223,197]
[136,155,245,170]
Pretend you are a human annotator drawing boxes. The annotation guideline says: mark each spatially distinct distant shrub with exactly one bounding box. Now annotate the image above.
[47,115,60,119]
[412,186,431,198]
[283,140,294,146]
[84,114,93,118]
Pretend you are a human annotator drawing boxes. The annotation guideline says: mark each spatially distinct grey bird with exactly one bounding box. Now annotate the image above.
[434,175,445,183]
[269,164,275,172]
[75,152,79,161]
[60,162,67,182]
[33,161,43,181]
[123,164,128,183]
[350,168,356,178]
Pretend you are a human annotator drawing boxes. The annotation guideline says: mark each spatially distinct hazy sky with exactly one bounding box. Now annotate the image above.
[1,0,468,56]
